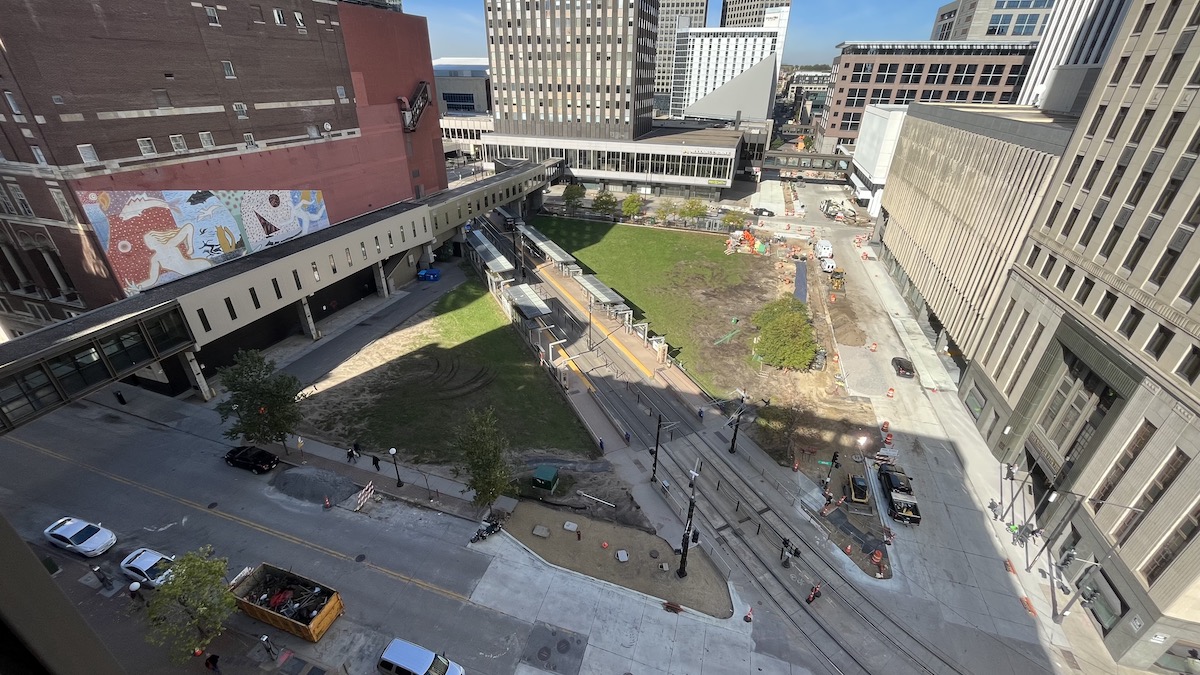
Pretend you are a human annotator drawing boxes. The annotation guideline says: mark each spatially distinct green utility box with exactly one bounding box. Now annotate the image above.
[532,465,559,492]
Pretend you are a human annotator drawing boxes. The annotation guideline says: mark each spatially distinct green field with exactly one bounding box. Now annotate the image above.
[534,217,770,392]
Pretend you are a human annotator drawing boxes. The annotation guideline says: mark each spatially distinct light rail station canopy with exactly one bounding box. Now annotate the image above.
[576,275,623,305]
[515,224,575,264]
[505,284,552,318]
[467,231,515,274]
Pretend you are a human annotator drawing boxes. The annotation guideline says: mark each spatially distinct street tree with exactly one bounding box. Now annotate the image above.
[722,210,751,230]
[655,198,679,224]
[453,407,513,507]
[144,545,238,664]
[756,311,820,370]
[752,297,809,329]
[621,194,645,219]
[562,184,586,213]
[591,190,618,216]
[216,349,306,446]
[678,198,708,225]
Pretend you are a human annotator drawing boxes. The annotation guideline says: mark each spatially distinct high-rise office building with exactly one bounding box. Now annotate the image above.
[485,0,659,140]
[654,0,708,114]
[0,0,444,339]
[1018,0,1132,111]
[930,0,1056,41]
[879,2,1200,669]
[720,0,789,28]
[670,7,787,120]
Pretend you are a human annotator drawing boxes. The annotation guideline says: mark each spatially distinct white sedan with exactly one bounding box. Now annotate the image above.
[120,548,175,588]
[43,517,117,557]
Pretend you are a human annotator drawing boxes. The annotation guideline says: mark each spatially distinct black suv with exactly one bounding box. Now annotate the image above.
[891,357,916,378]
[753,207,775,217]
[878,464,913,494]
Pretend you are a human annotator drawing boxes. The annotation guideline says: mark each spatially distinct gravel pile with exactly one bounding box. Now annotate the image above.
[272,467,358,505]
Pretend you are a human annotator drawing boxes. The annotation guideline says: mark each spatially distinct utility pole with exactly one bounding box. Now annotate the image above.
[677,464,700,578]
[650,414,662,483]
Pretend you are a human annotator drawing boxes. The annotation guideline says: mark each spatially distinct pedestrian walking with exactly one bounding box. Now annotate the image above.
[128,582,148,607]
[697,407,704,419]
[372,455,381,471]
[204,654,221,672]
[346,447,355,463]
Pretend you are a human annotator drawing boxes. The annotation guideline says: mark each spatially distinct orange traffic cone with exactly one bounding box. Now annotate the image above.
[871,550,884,565]
[887,387,895,399]
[323,496,332,510]
[881,420,890,433]
[884,433,894,446]
[744,607,754,622]
[844,543,852,555]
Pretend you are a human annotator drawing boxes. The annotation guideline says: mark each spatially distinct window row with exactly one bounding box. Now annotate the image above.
[842,62,1026,86]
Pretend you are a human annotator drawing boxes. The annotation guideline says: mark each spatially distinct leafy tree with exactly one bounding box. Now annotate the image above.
[216,349,306,446]
[721,210,751,230]
[591,190,618,216]
[801,136,815,151]
[145,545,238,664]
[621,194,644,219]
[453,407,513,507]
[655,198,679,224]
[678,198,708,224]
[756,311,820,370]
[562,184,586,213]
[752,297,809,329]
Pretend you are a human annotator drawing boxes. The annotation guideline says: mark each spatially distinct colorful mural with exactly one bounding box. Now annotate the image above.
[78,189,329,296]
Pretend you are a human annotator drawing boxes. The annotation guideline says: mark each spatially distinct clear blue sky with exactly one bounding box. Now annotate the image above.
[407,0,951,67]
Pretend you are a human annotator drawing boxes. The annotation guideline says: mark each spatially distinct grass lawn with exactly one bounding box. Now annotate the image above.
[358,275,594,461]
[534,216,771,393]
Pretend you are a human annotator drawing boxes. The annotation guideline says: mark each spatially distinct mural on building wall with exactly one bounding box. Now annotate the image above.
[78,189,329,296]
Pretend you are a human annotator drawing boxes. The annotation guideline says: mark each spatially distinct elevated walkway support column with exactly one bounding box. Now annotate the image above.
[373,261,390,299]
[420,243,435,268]
[181,351,216,401]
[296,297,320,340]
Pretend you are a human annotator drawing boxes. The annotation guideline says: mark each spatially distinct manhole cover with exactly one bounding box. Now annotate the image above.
[557,639,571,654]
[355,554,366,562]
[537,647,551,661]
[207,502,218,509]
[649,550,659,559]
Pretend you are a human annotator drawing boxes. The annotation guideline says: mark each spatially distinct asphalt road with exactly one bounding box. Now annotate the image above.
[0,402,527,675]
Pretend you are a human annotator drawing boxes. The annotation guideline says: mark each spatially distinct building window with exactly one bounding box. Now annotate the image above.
[988,13,1013,35]
[1130,110,1154,143]
[1083,159,1104,190]
[972,91,996,103]
[894,89,917,104]
[1057,267,1074,291]
[1006,323,1044,396]
[1132,1,1155,33]
[919,90,943,102]
[900,63,924,84]
[979,64,1004,86]
[1150,227,1191,285]
[1142,499,1200,585]
[875,63,897,83]
[1075,277,1095,305]
[49,188,74,223]
[1065,156,1084,183]
[1123,226,1153,271]
[1106,106,1129,140]
[1160,53,1184,84]
[224,297,237,321]
[1041,254,1057,279]
[30,146,46,165]
[926,64,950,85]
[205,6,220,24]
[273,8,286,25]
[1128,170,1153,205]
[1087,105,1107,136]
[293,11,305,28]
[199,131,216,149]
[1156,178,1183,215]
[1099,221,1126,258]
[1158,111,1185,148]
[1013,13,1039,35]
[233,102,248,119]
[169,135,188,153]
[197,308,211,332]
[1118,307,1144,338]
[1095,419,1157,505]
[845,88,866,107]
[249,287,261,310]
[850,63,873,83]
[1007,64,1028,87]
[336,85,347,99]
[222,61,236,78]
[251,5,265,22]
[838,112,862,131]
[1134,55,1155,85]
[76,144,99,164]
[1063,207,1081,238]
[1180,266,1200,305]
[0,187,14,215]
[1145,324,1176,359]
[1026,245,1041,268]
[137,138,157,156]
[1096,291,1118,320]
[947,90,968,102]
[243,133,257,148]
[952,64,977,85]
[869,89,891,104]
[1114,448,1189,546]
[1103,164,1127,197]
[3,91,21,115]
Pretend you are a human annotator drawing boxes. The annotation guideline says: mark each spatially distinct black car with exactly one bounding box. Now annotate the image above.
[753,207,775,217]
[224,446,279,474]
[891,357,916,378]
[878,465,913,494]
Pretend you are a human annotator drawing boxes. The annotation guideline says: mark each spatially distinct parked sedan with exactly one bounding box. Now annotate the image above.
[753,207,776,217]
[43,517,117,557]
[224,445,279,474]
[120,548,175,588]
[891,357,916,378]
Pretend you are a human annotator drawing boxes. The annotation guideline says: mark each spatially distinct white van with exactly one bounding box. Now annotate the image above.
[821,257,837,273]
[377,637,466,675]
[814,239,834,260]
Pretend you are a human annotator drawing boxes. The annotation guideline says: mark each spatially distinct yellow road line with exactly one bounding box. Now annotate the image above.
[538,267,655,379]
[7,436,468,603]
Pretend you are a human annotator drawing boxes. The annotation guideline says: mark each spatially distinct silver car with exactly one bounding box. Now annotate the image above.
[120,548,175,587]
[43,517,117,557]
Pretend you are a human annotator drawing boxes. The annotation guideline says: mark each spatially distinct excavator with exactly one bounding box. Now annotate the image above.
[831,268,846,291]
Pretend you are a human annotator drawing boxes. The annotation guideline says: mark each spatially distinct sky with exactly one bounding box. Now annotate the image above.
[406,0,952,68]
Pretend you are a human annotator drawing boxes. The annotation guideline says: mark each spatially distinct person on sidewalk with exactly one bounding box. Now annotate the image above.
[128,582,148,607]
[372,455,381,471]
[204,654,221,672]
[346,447,357,463]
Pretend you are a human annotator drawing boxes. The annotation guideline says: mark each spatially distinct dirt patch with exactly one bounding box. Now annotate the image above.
[504,500,734,618]
[512,459,655,532]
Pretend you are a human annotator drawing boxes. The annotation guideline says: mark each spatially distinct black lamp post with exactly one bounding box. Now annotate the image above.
[388,447,404,488]
[728,411,741,454]
[650,414,662,483]
[677,469,699,578]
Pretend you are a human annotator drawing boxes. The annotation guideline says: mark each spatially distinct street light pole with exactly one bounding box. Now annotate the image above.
[728,411,741,454]
[388,447,404,488]
[677,466,699,578]
[1054,555,1110,623]
[651,414,662,483]
[1026,491,1143,572]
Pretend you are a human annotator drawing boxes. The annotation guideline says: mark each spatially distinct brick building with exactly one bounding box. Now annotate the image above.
[0,0,444,339]
[815,40,1037,154]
